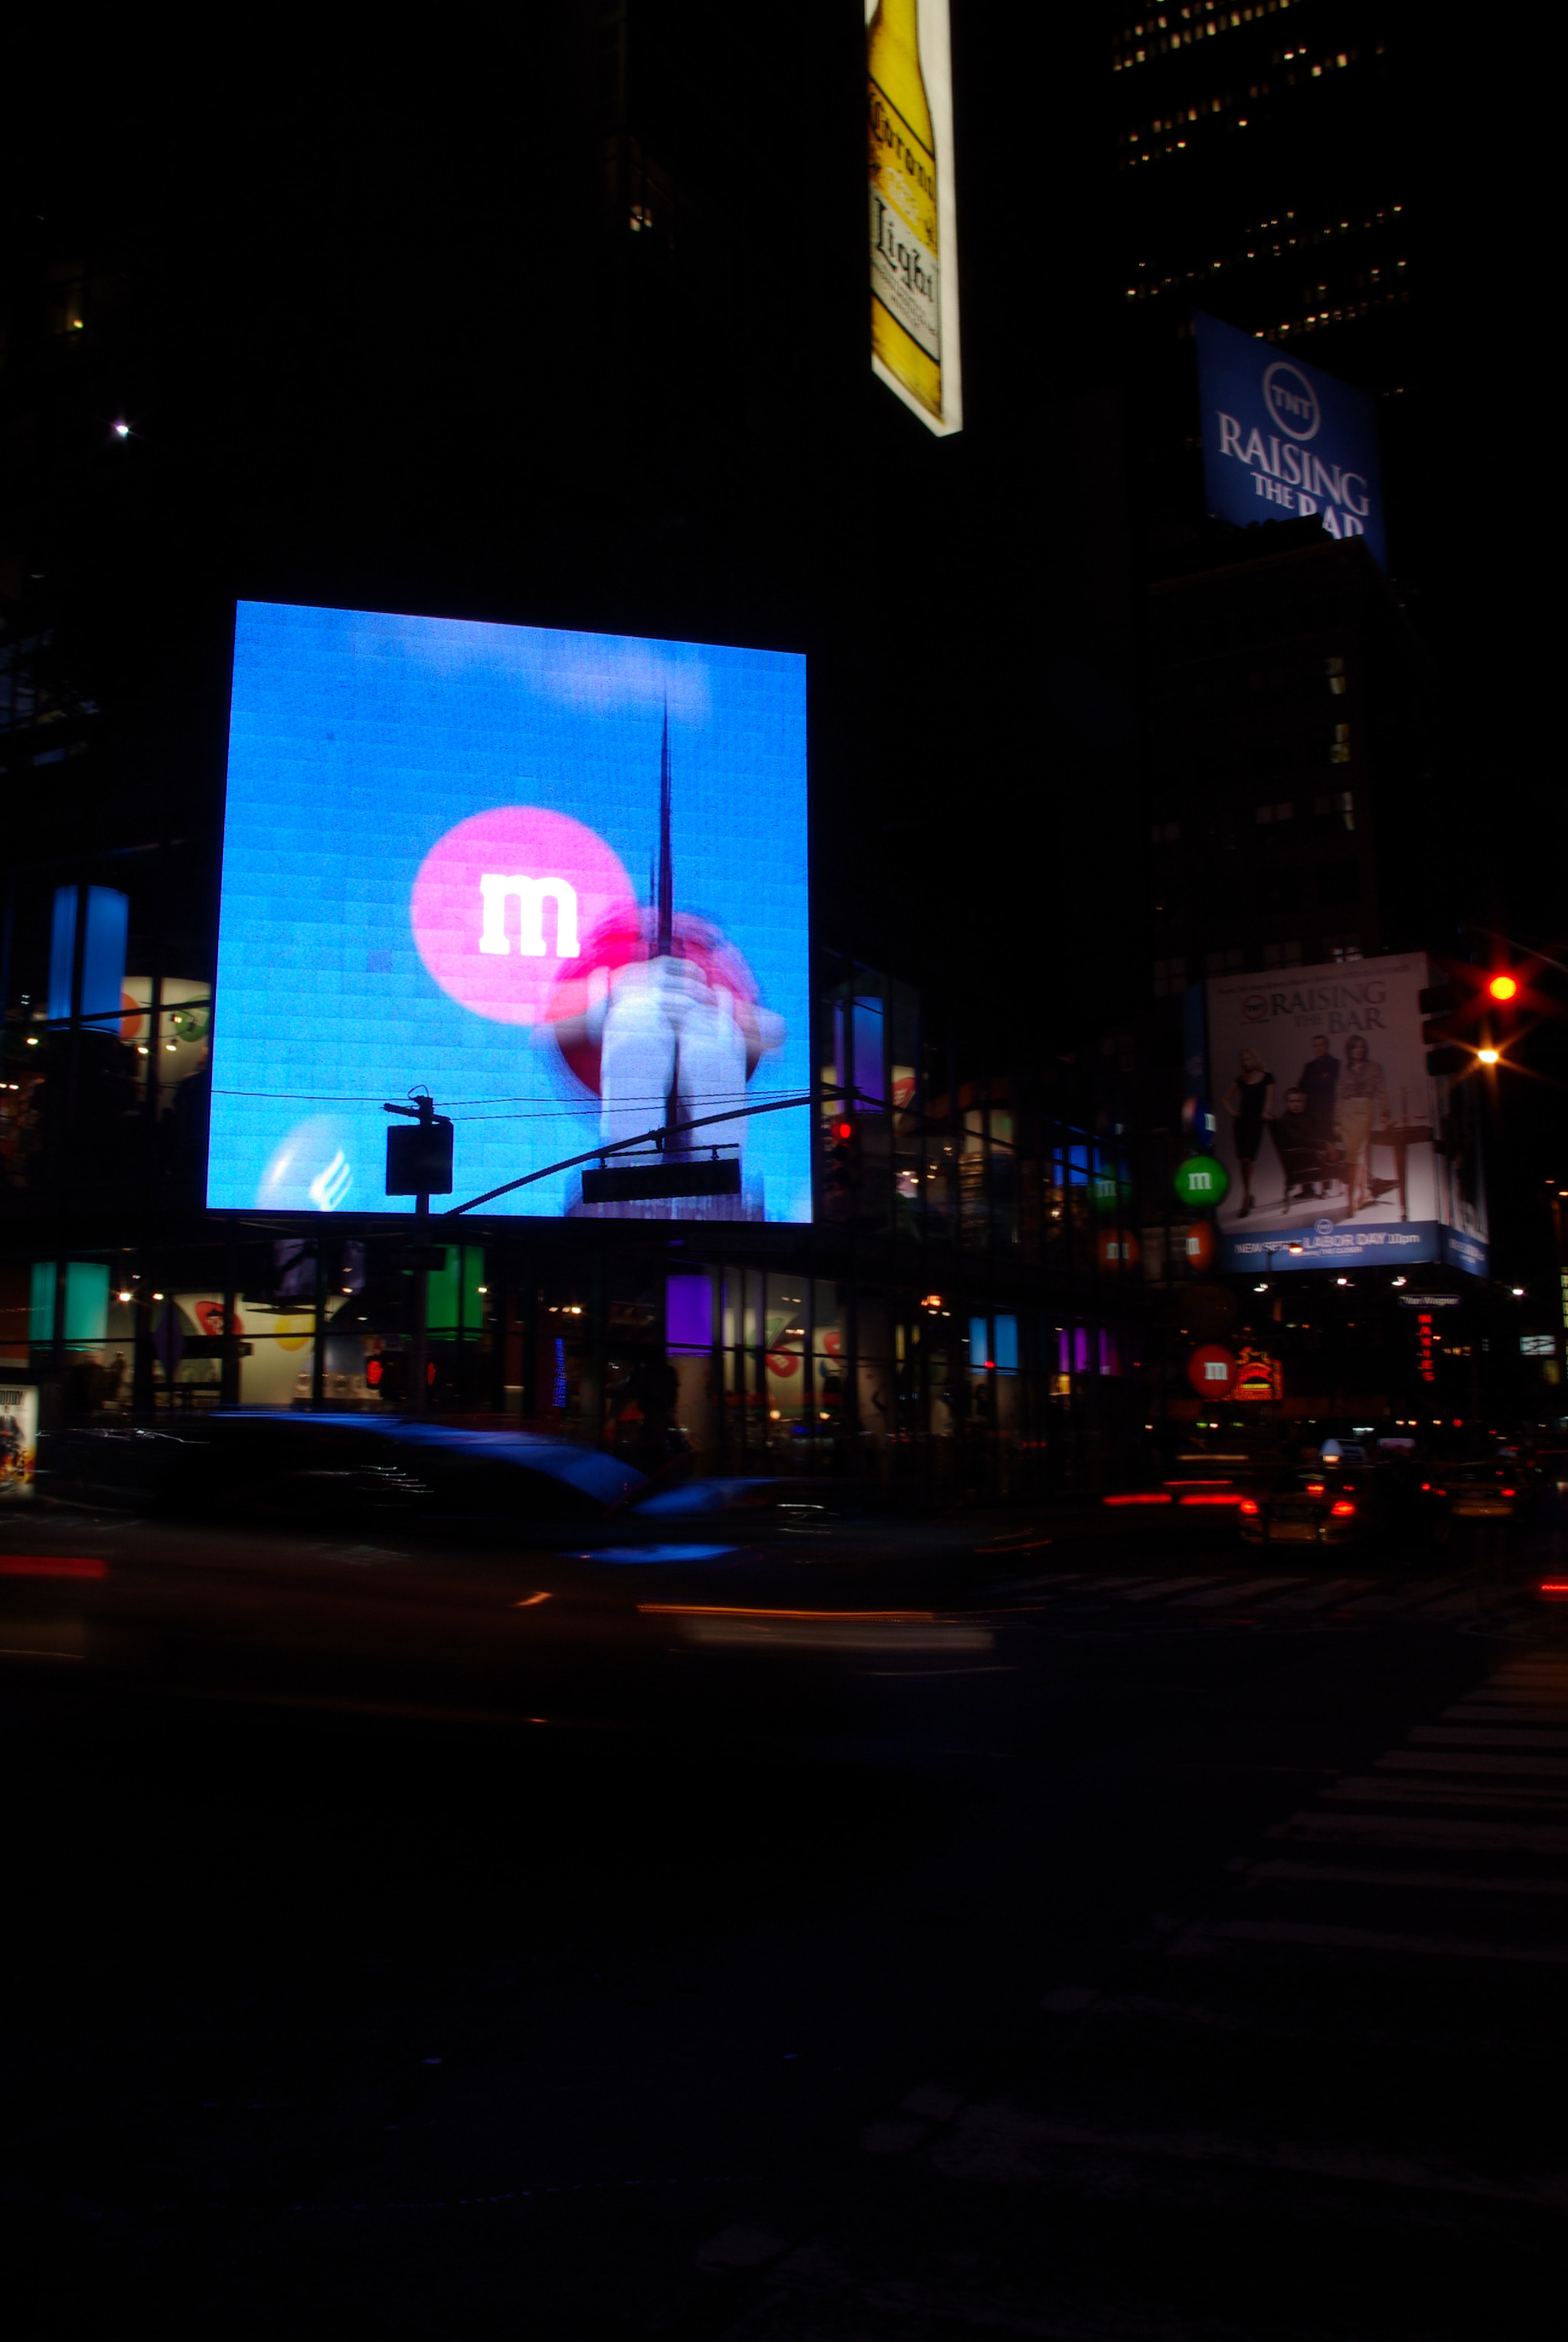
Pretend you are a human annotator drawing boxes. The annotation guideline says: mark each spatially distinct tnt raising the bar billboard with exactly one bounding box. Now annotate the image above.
[1205,953,1488,1277]
[1195,312,1386,568]
[207,605,811,1223]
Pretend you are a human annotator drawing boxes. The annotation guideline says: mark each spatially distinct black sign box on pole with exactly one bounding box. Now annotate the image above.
[581,1159,741,1204]
[386,1119,455,1196]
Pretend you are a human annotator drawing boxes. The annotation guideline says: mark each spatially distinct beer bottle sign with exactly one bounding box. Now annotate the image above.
[867,1,960,436]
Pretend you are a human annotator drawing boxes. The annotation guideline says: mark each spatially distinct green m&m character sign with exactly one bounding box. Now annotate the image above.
[1174,1155,1230,1210]
[1092,1161,1132,1216]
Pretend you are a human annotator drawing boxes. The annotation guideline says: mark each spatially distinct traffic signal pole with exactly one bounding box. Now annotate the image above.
[384,1092,449,1416]
[443,1090,818,1218]
[409,1095,434,1416]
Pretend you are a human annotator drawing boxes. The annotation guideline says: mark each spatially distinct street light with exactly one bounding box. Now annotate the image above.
[1488,974,1519,1002]
[1478,1046,1501,1066]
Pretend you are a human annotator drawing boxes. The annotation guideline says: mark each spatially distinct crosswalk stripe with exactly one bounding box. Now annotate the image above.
[1171,1917,1568,1964]
[1335,1593,1406,1614]
[1340,1581,1455,1613]
[1118,1576,1227,1602]
[1326,1776,1568,1812]
[1449,1699,1568,1716]
[1274,1810,1568,1851]
[1265,1579,1371,1610]
[1411,1727,1568,1749]
[1175,1577,1303,1607]
[1246,1859,1568,1896]
[1444,1702,1568,1723]
[1175,1656,1568,1994]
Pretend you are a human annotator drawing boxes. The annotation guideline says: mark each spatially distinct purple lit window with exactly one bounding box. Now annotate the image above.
[666,1274,711,1351]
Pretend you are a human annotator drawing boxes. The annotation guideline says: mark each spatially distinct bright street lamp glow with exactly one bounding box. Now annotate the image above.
[1478,1046,1501,1065]
[113,420,130,439]
[1488,973,1518,1001]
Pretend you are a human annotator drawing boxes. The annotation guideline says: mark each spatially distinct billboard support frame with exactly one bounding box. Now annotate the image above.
[446,1089,817,1218]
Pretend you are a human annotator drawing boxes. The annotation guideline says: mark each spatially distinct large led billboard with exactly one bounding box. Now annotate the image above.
[1206,953,1488,1276]
[209,605,811,1222]
[1195,312,1386,567]
[867,0,961,437]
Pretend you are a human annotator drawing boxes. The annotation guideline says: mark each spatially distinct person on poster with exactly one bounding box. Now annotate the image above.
[1223,1048,1276,1218]
[1297,1034,1341,1159]
[1335,1032,1390,1215]
[1271,1086,1328,1210]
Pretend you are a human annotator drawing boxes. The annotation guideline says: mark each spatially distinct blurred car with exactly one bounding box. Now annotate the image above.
[1426,1461,1533,1527]
[1239,1462,1446,1550]
[1528,1449,1568,1498]
[44,1412,644,1532]
[1101,1461,1279,1531]
[13,1419,997,1724]
[573,1475,1054,1618]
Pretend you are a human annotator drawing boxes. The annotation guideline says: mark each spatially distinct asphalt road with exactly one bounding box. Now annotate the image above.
[3,1523,1563,2340]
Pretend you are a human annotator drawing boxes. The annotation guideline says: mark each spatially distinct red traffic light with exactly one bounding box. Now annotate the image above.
[835,1120,854,1141]
[1488,973,1519,1002]
[366,1355,384,1387]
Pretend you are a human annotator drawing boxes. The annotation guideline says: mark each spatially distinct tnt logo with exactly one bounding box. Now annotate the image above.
[1262,360,1321,443]
[412,807,635,1025]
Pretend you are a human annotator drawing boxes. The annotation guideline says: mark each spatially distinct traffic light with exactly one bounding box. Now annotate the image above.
[1479,965,1523,1068]
[1423,956,1543,1080]
[366,1351,407,1403]
[822,1116,861,1216]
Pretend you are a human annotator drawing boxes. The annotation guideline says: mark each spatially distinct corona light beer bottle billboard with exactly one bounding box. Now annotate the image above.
[867,0,961,436]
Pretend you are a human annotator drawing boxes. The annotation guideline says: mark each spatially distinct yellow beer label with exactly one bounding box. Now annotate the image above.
[868,77,939,363]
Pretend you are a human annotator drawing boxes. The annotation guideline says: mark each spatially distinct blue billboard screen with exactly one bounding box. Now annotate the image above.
[209,604,811,1222]
[1195,312,1387,569]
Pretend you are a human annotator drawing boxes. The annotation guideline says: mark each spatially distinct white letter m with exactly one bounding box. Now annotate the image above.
[478,873,580,958]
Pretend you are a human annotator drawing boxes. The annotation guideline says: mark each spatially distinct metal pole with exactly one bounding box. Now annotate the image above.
[488,1240,506,1414]
[410,1192,430,1417]
[220,1237,241,1406]
[409,1093,434,1417]
[63,880,88,1196]
[311,1235,327,1408]
[521,1241,538,1422]
[142,961,165,1204]
[132,1270,155,1416]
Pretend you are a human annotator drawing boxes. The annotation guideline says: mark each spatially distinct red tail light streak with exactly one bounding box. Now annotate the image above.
[0,1556,108,1579]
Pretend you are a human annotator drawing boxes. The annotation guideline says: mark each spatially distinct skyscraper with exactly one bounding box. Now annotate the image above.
[1106,2,1423,550]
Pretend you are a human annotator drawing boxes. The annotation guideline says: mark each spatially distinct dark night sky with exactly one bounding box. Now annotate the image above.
[3,9,1557,1269]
